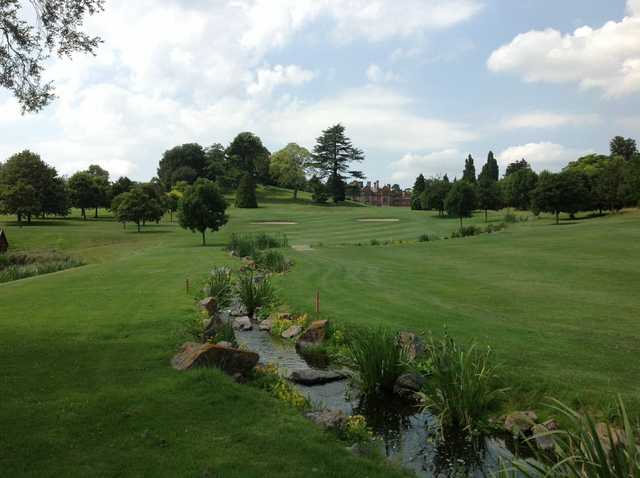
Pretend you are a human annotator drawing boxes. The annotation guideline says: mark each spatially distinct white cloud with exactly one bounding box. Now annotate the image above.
[488,1,640,97]
[497,142,589,172]
[502,111,599,129]
[365,64,401,83]
[247,65,315,96]
[390,149,463,183]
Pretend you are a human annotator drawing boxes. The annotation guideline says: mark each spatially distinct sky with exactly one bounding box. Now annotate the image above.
[1,0,639,187]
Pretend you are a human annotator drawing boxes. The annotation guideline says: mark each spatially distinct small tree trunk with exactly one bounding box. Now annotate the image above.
[170,210,173,222]
[81,208,86,220]
[94,207,98,218]
[201,230,206,246]
[27,213,32,224]
[293,188,298,199]
[17,213,22,224]
[556,211,560,225]
[137,221,141,233]
[485,209,488,223]
[459,216,463,230]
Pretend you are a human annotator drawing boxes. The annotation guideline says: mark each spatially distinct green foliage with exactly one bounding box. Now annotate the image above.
[485,151,500,181]
[339,415,374,444]
[157,143,207,190]
[501,165,538,210]
[463,154,477,183]
[505,398,640,477]
[269,143,310,198]
[421,335,505,436]
[326,173,346,203]
[0,252,83,283]
[444,180,477,227]
[227,132,270,184]
[204,267,233,307]
[237,272,275,318]
[179,178,228,245]
[309,175,329,203]
[249,364,311,410]
[532,170,590,223]
[477,157,502,221]
[422,176,451,215]
[212,321,238,348]
[345,327,407,396]
[311,123,364,202]
[418,233,431,242]
[235,173,258,209]
[254,249,292,273]
[610,136,637,161]
[114,186,165,232]
[411,174,426,210]
[227,232,288,258]
[0,181,40,224]
[451,225,483,238]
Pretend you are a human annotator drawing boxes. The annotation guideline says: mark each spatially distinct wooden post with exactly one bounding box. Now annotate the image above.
[315,289,320,315]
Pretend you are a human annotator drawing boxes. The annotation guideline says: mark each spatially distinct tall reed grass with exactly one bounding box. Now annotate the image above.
[227,233,288,258]
[237,272,275,318]
[203,267,233,307]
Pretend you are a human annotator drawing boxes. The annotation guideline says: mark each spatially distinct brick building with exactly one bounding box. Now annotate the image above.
[351,181,412,207]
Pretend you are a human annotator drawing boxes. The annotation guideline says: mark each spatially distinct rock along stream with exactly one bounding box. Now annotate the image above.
[237,327,523,478]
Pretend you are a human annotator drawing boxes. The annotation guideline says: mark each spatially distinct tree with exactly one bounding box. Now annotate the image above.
[501,164,538,210]
[227,132,270,182]
[178,179,229,246]
[477,174,501,222]
[462,154,477,183]
[166,190,181,222]
[1,0,104,112]
[532,170,589,224]
[308,176,329,204]
[235,173,258,208]
[325,172,345,203]
[204,143,238,190]
[610,136,637,161]
[111,177,134,199]
[113,187,164,232]
[505,159,531,177]
[68,171,100,220]
[594,156,626,212]
[444,181,476,229]
[86,164,110,218]
[485,151,499,181]
[1,181,40,224]
[422,176,451,215]
[157,143,207,190]
[312,123,364,202]
[41,176,70,217]
[269,143,310,198]
[411,174,426,210]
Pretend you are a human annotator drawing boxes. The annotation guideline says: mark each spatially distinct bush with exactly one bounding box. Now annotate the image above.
[451,225,482,238]
[254,249,292,273]
[422,334,505,436]
[370,239,380,246]
[237,272,275,318]
[203,267,233,307]
[227,233,288,258]
[503,209,518,223]
[345,327,407,396]
[250,364,310,410]
[235,173,258,208]
[504,398,640,477]
[485,223,506,234]
[418,233,430,242]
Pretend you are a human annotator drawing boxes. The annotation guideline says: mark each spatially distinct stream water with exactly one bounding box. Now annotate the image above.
[238,328,521,478]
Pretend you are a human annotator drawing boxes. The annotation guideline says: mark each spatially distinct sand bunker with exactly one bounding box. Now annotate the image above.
[292,244,313,252]
[251,221,298,225]
[356,219,400,223]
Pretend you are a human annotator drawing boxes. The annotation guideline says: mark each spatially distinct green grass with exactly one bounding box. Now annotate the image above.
[1,186,639,476]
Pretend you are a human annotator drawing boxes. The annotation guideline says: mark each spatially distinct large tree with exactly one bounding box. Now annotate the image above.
[157,143,207,191]
[444,180,476,229]
[411,174,426,210]
[1,0,104,112]
[68,171,100,220]
[477,174,501,222]
[311,123,364,202]
[532,170,589,224]
[86,164,110,217]
[179,178,229,246]
[501,162,538,210]
[462,155,477,183]
[610,136,637,162]
[269,143,310,199]
[227,132,270,182]
[485,151,500,181]
[235,173,258,208]
[1,181,40,224]
[113,187,164,232]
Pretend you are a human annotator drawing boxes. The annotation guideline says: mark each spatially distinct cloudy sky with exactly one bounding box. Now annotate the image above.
[2,0,639,186]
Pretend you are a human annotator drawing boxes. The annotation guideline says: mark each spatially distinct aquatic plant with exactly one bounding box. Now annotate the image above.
[237,272,275,318]
[422,334,505,436]
[203,267,233,307]
[250,364,310,410]
[345,327,407,395]
[212,320,238,348]
[227,232,288,257]
[254,249,292,273]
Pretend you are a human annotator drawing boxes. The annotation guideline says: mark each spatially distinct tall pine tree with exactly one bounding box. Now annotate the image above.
[485,151,499,181]
[463,155,477,183]
[411,174,426,210]
[312,124,364,202]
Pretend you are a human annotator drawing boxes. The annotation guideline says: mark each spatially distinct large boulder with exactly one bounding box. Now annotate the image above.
[282,325,303,339]
[259,318,274,331]
[296,320,328,350]
[171,342,259,376]
[233,316,253,331]
[393,372,426,399]
[504,411,538,435]
[397,332,425,361]
[289,369,346,386]
[199,297,218,317]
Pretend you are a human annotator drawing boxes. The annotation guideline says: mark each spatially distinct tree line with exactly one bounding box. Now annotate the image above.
[411,136,640,226]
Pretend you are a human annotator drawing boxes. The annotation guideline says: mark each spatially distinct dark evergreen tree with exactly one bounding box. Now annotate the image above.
[411,174,426,210]
[486,151,500,181]
[326,173,345,203]
[308,176,329,204]
[610,136,637,161]
[462,155,477,183]
[312,123,364,202]
[505,158,531,176]
[157,143,207,190]
[235,173,258,209]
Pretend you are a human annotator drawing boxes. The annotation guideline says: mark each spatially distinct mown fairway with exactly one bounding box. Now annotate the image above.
[1,187,639,476]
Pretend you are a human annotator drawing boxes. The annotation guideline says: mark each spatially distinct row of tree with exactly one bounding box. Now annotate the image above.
[411,136,640,225]
[157,124,365,208]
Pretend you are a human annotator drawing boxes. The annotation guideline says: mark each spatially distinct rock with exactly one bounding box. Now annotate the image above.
[216,341,233,348]
[398,332,426,361]
[297,320,328,345]
[393,372,426,398]
[199,297,218,317]
[596,422,626,451]
[259,318,274,331]
[282,325,303,339]
[532,424,555,450]
[171,342,259,375]
[305,409,347,430]
[229,301,247,317]
[289,369,346,386]
[233,316,253,331]
[504,411,538,435]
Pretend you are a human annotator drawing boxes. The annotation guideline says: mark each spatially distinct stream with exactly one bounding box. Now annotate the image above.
[237,327,521,478]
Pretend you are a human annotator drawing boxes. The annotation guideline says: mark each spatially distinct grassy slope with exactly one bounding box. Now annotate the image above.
[0,206,407,478]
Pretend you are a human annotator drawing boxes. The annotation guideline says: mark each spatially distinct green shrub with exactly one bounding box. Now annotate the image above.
[204,267,233,307]
[504,398,640,477]
[254,249,292,273]
[485,222,506,234]
[504,209,518,223]
[345,327,407,395]
[422,334,505,436]
[212,320,238,348]
[237,272,275,318]
[235,173,258,208]
[249,364,311,410]
[418,233,431,242]
[227,233,288,258]
[370,239,380,246]
[451,225,483,238]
